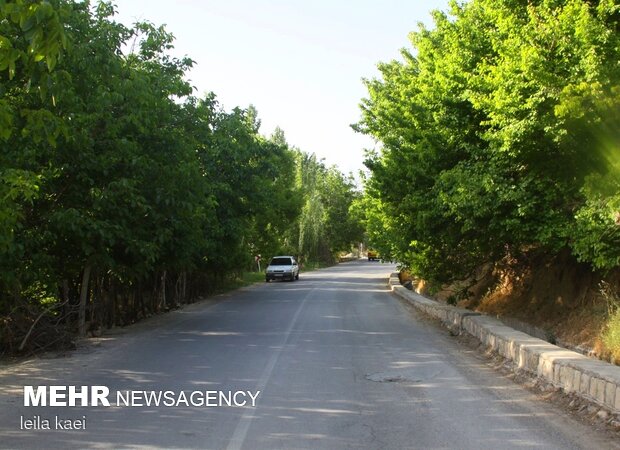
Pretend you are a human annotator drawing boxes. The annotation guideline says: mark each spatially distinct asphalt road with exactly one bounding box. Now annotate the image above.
[0,261,617,449]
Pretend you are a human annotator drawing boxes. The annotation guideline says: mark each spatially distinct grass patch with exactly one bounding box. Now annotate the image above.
[213,271,266,294]
[601,281,620,362]
[238,271,266,285]
[602,311,620,361]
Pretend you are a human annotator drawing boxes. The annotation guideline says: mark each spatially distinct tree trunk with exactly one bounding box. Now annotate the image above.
[78,263,92,337]
[160,270,167,310]
[111,281,117,327]
[61,279,70,323]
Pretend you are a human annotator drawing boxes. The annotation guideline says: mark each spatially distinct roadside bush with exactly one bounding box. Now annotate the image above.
[601,281,620,361]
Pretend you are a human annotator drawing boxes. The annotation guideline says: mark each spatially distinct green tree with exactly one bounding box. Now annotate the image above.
[356,0,620,283]
[294,152,363,263]
[0,0,360,352]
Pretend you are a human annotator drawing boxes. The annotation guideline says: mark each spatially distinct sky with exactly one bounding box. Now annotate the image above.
[113,0,450,176]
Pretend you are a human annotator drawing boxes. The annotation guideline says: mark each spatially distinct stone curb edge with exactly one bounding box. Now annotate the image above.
[388,273,620,413]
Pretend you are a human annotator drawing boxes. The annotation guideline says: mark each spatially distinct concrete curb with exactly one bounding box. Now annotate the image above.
[389,273,620,413]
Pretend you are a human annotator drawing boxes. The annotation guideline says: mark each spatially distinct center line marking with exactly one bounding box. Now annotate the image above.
[226,287,314,450]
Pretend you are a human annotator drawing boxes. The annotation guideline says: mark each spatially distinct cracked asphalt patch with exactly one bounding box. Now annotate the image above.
[365,366,443,383]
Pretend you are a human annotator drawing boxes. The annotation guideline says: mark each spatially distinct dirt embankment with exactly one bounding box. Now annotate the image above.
[402,249,620,363]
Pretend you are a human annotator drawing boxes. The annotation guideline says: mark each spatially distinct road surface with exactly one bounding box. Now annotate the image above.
[0,261,617,449]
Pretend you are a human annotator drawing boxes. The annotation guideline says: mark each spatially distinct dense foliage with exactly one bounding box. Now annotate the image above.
[294,151,364,263]
[0,0,362,351]
[356,0,620,284]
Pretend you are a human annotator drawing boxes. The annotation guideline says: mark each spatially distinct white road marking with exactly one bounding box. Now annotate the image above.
[226,287,314,450]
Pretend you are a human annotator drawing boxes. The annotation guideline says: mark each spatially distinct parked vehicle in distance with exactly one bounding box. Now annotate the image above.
[367,250,379,261]
[265,256,299,282]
